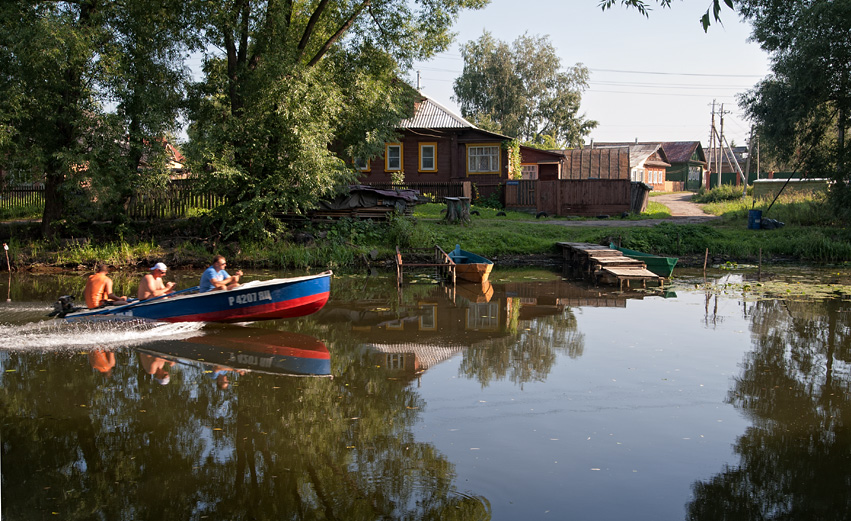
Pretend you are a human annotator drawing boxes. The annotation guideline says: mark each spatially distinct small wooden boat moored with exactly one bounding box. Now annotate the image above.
[53,271,332,323]
[448,245,494,283]
[609,244,677,278]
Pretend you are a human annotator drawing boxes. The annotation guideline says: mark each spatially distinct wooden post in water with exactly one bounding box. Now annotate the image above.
[3,243,9,271]
[758,248,762,282]
[703,248,709,279]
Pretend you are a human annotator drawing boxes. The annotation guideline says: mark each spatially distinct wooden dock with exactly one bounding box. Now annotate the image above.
[395,246,456,287]
[557,242,664,290]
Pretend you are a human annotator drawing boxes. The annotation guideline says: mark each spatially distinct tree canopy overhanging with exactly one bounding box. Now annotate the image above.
[603,0,851,221]
[0,0,488,239]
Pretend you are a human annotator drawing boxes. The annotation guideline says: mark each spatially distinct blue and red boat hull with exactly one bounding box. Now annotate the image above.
[66,272,332,323]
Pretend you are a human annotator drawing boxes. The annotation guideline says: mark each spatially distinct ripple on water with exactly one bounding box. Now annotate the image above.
[0,319,205,351]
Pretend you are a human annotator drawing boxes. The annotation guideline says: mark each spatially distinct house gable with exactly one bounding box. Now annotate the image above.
[360,93,513,185]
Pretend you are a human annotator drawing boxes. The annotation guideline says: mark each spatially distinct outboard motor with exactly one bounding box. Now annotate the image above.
[49,295,82,317]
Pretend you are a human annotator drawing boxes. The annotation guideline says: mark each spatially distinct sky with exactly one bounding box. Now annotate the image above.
[408,0,771,147]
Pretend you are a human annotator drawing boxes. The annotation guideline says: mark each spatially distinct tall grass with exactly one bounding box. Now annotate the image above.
[705,191,836,226]
[0,202,43,220]
[693,185,749,204]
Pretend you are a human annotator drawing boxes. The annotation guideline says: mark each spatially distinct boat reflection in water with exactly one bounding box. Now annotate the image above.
[138,326,332,381]
[454,280,494,303]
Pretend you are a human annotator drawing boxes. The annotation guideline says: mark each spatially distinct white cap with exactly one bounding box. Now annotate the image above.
[151,262,168,272]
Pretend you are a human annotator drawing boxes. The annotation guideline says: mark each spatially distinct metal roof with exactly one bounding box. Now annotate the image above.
[398,95,476,129]
[659,141,705,164]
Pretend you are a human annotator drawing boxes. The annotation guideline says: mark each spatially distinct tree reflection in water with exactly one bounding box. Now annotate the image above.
[459,305,584,388]
[0,324,491,520]
[688,297,851,519]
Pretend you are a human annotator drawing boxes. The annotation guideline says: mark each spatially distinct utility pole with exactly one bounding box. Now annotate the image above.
[744,127,755,197]
[718,104,725,188]
[756,135,760,180]
[708,100,716,190]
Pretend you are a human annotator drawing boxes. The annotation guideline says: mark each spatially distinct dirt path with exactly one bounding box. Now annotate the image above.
[651,192,713,217]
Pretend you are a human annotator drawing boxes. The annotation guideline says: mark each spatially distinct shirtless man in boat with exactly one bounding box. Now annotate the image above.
[137,262,176,300]
[84,263,128,309]
[199,255,242,293]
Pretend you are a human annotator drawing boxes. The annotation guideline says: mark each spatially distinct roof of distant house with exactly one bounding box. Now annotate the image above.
[588,142,670,169]
[588,140,705,165]
[659,141,705,164]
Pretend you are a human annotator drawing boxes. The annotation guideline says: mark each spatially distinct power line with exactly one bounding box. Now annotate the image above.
[589,68,763,78]
[591,80,750,90]
[588,89,739,99]
[415,63,764,80]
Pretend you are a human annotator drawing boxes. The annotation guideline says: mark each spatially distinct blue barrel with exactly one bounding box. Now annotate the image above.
[748,209,762,230]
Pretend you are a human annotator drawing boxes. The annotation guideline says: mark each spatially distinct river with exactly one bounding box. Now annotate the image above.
[1,266,850,520]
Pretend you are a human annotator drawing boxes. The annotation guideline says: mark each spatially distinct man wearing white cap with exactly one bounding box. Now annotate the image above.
[137,262,176,300]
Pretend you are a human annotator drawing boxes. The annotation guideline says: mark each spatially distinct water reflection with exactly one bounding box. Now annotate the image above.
[150,326,333,378]
[688,297,851,519]
[310,276,632,386]
[1,274,497,520]
[8,269,851,519]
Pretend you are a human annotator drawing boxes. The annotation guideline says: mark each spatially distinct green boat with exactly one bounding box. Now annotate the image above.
[609,243,678,278]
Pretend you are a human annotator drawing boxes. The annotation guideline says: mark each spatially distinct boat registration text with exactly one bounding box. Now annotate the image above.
[229,290,273,306]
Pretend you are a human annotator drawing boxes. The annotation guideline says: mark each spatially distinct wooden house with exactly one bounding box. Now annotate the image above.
[518,146,565,181]
[356,94,513,198]
[659,141,706,191]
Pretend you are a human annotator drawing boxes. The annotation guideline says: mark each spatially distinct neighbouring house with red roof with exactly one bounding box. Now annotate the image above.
[576,141,706,191]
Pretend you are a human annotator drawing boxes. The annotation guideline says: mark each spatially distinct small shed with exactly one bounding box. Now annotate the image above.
[557,147,630,180]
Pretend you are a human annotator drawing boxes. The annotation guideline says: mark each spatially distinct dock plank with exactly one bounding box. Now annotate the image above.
[557,241,663,289]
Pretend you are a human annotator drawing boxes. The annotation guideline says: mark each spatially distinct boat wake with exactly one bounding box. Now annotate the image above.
[0,319,205,351]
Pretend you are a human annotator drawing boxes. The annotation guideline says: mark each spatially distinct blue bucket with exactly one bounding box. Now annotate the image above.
[747,210,762,230]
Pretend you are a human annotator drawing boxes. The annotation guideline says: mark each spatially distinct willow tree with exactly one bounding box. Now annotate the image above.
[186,0,487,240]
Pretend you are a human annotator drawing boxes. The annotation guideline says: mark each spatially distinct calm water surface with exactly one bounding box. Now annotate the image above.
[1,267,850,520]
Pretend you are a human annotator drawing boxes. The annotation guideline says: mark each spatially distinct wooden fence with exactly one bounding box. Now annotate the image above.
[127,180,224,219]
[505,179,650,216]
[0,180,224,219]
[0,183,44,210]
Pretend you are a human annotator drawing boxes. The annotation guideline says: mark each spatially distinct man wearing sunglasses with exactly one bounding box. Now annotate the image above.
[199,255,243,293]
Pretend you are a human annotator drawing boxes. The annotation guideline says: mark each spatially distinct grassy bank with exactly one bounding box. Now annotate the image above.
[3,195,850,272]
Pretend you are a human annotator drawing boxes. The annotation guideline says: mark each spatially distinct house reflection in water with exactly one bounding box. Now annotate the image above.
[314,276,650,381]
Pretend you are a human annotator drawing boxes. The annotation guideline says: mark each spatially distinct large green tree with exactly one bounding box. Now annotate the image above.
[186,0,487,241]
[0,1,192,236]
[452,32,596,147]
[602,0,851,221]
[738,0,851,216]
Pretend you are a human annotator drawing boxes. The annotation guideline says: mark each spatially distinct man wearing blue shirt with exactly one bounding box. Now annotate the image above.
[199,255,243,293]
